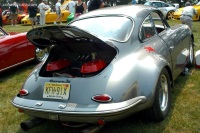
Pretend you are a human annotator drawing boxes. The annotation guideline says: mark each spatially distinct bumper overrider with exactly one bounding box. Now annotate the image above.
[11,96,146,124]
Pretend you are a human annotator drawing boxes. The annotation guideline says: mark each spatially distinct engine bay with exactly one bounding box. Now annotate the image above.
[39,40,117,78]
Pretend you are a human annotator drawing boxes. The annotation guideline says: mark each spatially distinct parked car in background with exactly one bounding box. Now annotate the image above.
[144,1,177,19]
[2,9,27,25]
[21,0,71,25]
[173,1,200,21]
[0,27,48,73]
[12,5,194,132]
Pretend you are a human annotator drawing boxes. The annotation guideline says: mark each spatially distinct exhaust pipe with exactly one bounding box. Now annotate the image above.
[20,118,46,131]
[81,125,104,133]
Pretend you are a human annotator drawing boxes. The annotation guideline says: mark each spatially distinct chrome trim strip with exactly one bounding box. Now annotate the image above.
[0,58,34,72]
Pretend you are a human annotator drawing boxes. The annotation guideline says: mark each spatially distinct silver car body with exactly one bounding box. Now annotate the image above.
[12,5,193,126]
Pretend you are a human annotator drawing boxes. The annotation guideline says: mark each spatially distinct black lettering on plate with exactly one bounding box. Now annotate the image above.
[52,87,56,94]
[63,88,67,95]
[45,87,49,94]
[56,87,60,95]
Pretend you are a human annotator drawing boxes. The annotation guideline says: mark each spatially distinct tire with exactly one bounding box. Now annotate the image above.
[34,47,49,63]
[166,11,174,20]
[187,38,195,67]
[146,68,171,122]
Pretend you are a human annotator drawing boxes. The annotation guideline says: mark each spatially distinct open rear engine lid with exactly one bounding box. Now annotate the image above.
[26,26,106,49]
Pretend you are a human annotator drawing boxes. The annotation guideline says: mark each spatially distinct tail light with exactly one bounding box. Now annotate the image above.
[97,119,105,125]
[81,59,106,74]
[19,89,29,96]
[92,94,112,103]
[46,59,70,71]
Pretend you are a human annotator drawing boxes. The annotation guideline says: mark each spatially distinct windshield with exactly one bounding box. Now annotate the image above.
[144,1,151,5]
[70,16,133,42]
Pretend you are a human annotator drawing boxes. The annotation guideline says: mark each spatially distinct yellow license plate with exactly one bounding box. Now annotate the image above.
[43,82,70,100]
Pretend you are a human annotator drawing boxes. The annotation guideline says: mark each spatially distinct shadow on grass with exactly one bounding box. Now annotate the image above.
[0,61,36,82]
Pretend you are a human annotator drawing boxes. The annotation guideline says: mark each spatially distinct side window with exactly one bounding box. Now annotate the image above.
[153,2,162,7]
[139,15,156,41]
[150,12,168,34]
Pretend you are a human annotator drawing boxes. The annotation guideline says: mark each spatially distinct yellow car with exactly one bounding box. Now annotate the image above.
[2,10,27,25]
[173,2,200,21]
[21,0,71,25]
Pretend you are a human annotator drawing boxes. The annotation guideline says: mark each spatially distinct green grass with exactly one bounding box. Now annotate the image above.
[0,21,200,133]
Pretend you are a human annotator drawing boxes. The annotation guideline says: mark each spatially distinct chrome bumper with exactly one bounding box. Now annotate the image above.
[11,96,146,123]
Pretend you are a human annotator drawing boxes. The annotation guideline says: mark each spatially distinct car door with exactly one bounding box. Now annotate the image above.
[139,12,172,69]
[151,11,188,78]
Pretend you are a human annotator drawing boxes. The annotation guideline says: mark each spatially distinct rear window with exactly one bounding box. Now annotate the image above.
[70,16,133,42]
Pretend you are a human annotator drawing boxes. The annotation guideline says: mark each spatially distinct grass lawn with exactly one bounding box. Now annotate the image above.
[0,20,200,133]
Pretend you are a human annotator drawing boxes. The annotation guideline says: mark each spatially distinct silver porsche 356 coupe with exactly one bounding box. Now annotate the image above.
[12,5,194,131]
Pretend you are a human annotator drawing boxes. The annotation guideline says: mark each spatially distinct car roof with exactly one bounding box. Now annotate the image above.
[149,1,165,2]
[77,5,156,20]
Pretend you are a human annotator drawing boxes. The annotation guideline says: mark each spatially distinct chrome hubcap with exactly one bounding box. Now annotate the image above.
[159,75,168,111]
[167,12,174,19]
[189,44,193,64]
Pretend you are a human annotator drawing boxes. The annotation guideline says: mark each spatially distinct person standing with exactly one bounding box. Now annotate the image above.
[0,3,3,28]
[76,0,87,17]
[9,2,19,26]
[67,0,76,15]
[54,0,62,24]
[88,0,105,11]
[38,0,48,26]
[28,0,38,28]
[185,0,191,7]
[180,6,197,29]
[87,0,90,7]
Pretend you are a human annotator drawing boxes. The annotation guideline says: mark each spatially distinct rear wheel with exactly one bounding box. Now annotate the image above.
[147,68,171,122]
[34,47,49,63]
[166,11,174,20]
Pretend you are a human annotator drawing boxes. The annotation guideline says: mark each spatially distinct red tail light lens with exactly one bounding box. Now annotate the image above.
[97,119,105,125]
[46,59,70,71]
[92,94,112,103]
[19,89,29,96]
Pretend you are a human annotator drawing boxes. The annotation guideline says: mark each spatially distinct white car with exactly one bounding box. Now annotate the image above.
[144,1,176,20]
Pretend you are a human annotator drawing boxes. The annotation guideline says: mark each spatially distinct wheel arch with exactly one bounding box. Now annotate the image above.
[164,65,173,89]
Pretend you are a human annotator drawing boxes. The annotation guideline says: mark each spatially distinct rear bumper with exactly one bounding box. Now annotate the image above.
[11,96,146,123]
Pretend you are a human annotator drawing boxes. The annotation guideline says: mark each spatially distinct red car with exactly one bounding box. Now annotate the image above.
[0,27,48,73]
